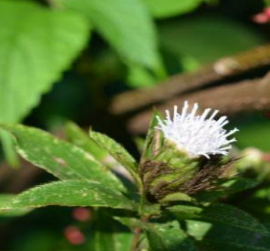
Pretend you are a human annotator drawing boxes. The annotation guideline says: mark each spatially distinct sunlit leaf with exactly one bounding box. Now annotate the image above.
[58,0,161,71]
[0,0,90,163]
[144,0,207,19]
[89,130,141,187]
[0,181,136,211]
[0,124,125,192]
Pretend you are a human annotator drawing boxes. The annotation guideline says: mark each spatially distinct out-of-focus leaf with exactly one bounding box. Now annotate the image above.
[127,64,158,88]
[89,130,141,187]
[0,124,125,192]
[144,0,207,19]
[146,221,198,251]
[0,181,136,211]
[0,0,90,163]
[232,114,270,151]
[58,0,162,72]
[92,209,133,251]
[171,203,270,251]
[160,15,265,71]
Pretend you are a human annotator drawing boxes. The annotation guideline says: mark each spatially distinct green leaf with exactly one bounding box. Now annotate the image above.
[0,194,31,217]
[92,209,133,251]
[146,221,198,251]
[127,64,158,88]
[232,114,270,151]
[0,0,89,123]
[65,121,107,161]
[160,15,265,71]
[195,178,259,202]
[89,130,141,187]
[171,203,270,251]
[0,181,136,211]
[0,0,89,163]
[141,111,161,161]
[58,0,161,71]
[0,124,125,192]
[144,0,207,19]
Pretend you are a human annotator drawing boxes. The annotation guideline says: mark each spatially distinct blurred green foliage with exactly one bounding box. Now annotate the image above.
[0,0,270,250]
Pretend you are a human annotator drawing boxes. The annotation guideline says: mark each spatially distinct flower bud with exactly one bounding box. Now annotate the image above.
[140,101,238,203]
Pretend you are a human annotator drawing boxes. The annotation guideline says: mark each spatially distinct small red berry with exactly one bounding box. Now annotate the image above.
[252,13,269,24]
[264,7,270,18]
[72,207,92,222]
[64,226,85,245]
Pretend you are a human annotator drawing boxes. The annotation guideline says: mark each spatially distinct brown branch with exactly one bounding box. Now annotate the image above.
[127,72,270,134]
[110,44,270,115]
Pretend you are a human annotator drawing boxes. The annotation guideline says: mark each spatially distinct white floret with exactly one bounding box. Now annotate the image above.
[156,101,238,159]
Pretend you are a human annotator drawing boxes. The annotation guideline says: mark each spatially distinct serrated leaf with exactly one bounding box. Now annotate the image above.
[144,0,207,18]
[0,0,89,124]
[0,124,126,192]
[58,0,161,71]
[0,194,31,217]
[146,221,198,251]
[170,203,270,251]
[0,181,136,211]
[89,130,141,187]
[0,0,90,164]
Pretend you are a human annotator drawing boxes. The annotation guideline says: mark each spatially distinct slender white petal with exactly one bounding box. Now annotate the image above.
[156,101,238,158]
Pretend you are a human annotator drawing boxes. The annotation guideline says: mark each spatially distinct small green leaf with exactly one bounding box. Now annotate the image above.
[58,0,161,71]
[170,203,270,251]
[146,221,198,251]
[144,0,207,19]
[65,121,107,161]
[0,181,136,211]
[89,130,141,187]
[159,192,193,204]
[0,124,125,192]
[92,209,133,251]
[141,111,161,161]
[195,178,259,202]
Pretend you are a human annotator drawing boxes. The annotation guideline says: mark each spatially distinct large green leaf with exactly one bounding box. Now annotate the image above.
[144,0,207,19]
[146,221,198,251]
[58,0,161,70]
[0,0,90,164]
[170,203,270,251]
[0,194,31,218]
[0,181,136,211]
[0,0,89,124]
[0,124,125,192]
[89,130,141,187]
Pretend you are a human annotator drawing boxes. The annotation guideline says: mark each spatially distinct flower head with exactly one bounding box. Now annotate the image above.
[156,101,238,159]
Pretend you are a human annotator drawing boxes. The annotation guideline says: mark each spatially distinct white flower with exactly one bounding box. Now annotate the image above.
[156,101,238,159]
